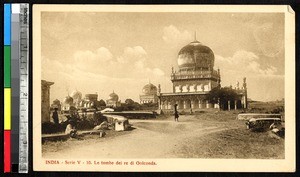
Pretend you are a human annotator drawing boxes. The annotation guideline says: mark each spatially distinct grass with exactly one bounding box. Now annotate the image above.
[174,128,284,159]
[42,129,132,155]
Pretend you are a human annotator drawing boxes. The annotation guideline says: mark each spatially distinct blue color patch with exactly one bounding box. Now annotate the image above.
[4,4,11,45]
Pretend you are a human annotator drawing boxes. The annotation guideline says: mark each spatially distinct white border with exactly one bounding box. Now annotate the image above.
[33,5,295,172]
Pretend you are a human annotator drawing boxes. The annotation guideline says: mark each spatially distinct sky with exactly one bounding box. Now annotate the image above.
[41,12,285,103]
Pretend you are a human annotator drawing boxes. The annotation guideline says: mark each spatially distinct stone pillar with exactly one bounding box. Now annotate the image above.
[158,98,162,110]
[228,100,231,111]
[183,100,187,109]
[206,100,209,109]
[214,103,219,109]
[243,95,247,109]
[41,80,54,123]
[234,100,237,110]
[241,99,244,109]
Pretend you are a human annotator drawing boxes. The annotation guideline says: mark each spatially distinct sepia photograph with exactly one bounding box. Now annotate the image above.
[33,5,295,172]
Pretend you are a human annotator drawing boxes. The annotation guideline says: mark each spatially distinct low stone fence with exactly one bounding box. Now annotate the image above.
[103,111,156,119]
[237,113,282,120]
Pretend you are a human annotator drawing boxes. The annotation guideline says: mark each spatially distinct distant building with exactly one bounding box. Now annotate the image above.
[106,91,121,108]
[140,83,158,104]
[62,95,74,111]
[158,38,247,112]
[71,90,83,107]
[78,93,98,109]
[41,80,54,122]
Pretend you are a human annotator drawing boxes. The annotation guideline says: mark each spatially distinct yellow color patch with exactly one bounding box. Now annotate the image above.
[4,88,11,130]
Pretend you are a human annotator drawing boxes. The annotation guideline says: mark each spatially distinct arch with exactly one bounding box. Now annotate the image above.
[237,100,242,109]
[191,99,199,109]
[167,100,172,110]
[170,100,176,108]
[182,85,188,92]
[175,85,181,93]
[190,84,196,92]
[184,99,191,109]
[178,100,184,109]
[204,85,209,91]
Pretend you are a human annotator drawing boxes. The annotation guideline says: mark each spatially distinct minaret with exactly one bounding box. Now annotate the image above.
[243,77,248,109]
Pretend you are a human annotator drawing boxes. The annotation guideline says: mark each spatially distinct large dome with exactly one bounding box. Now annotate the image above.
[142,83,157,95]
[63,96,73,105]
[71,90,82,100]
[177,40,215,69]
[108,91,119,101]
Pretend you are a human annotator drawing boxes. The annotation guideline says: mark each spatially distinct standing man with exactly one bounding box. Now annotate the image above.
[52,108,59,125]
[174,104,179,122]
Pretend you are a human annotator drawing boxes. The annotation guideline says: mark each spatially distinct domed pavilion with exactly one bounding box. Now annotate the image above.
[140,82,158,104]
[106,91,121,108]
[158,37,247,112]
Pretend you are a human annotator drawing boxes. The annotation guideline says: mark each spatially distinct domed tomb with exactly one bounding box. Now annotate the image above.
[71,90,82,100]
[177,40,215,70]
[142,83,157,95]
[108,91,119,101]
[106,91,121,108]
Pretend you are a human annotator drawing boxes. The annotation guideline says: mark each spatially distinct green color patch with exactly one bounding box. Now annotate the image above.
[4,46,11,88]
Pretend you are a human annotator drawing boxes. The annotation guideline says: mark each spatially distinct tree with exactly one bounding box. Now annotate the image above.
[125,99,135,105]
[207,87,239,110]
[98,99,106,106]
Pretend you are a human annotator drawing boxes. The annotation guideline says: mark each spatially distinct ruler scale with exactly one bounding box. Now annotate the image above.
[18,4,29,173]
[11,5,20,173]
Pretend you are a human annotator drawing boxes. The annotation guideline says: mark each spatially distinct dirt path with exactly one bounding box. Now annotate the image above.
[43,116,236,159]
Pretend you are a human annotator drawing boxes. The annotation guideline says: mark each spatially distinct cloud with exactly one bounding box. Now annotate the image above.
[68,46,164,78]
[215,50,278,77]
[152,68,165,76]
[73,47,113,71]
[117,46,147,64]
[42,45,166,102]
[214,50,284,101]
[162,25,192,47]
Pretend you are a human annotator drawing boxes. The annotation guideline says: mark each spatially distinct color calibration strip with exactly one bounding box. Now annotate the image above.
[4,3,29,173]
[4,3,12,173]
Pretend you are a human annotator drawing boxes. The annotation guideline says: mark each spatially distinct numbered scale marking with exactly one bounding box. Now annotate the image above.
[18,4,29,173]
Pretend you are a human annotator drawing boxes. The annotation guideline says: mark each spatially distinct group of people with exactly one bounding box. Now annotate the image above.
[52,107,79,138]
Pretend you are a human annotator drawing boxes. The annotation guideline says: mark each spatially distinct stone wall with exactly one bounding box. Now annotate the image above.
[41,80,54,123]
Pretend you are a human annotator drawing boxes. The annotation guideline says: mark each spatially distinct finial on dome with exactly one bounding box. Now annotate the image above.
[158,84,161,93]
[194,31,197,41]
